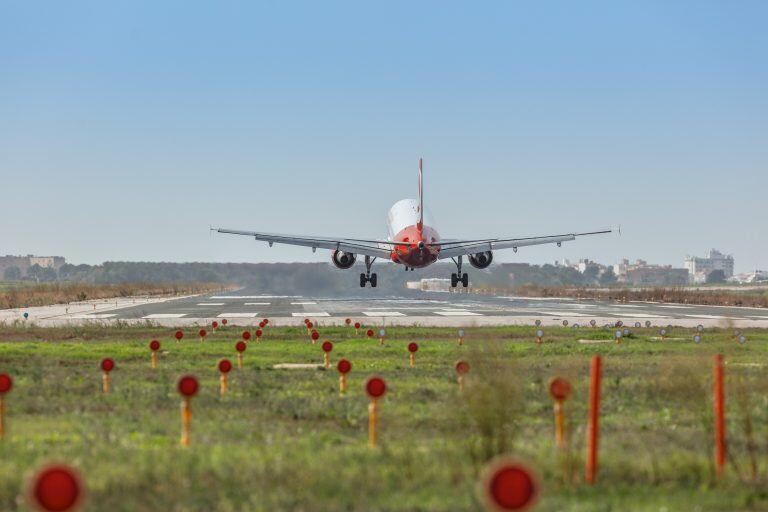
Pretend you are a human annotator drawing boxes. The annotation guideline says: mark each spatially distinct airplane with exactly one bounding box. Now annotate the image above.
[214,159,612,288]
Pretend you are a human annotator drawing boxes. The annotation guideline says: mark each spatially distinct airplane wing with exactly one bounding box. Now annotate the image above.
[214,228,405,259]
[436,229,613,259]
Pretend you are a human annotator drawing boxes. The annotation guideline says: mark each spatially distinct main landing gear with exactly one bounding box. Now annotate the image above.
[360,255,378,287]
[450,256,469,288]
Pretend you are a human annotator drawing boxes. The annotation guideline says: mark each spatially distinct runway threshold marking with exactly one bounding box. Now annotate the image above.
[143,313,187,319]
[197,303,225,306]
[291,302,317,305]
[363,311,405,317]
[217,312,259,318]
[433,311,483,316]
[292,312,330,317]
[244,302,271,306]
[70,314,118,319]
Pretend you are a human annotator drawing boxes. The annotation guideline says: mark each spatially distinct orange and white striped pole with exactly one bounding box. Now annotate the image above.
[713,354,726,477]
[585,355,602,484]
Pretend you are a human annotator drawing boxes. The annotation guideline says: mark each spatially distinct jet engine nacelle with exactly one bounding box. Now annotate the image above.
[331,250,357,269]
[468,251,493,269]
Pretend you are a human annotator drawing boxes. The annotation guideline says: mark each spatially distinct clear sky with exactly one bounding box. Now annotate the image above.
[2,1,766,272]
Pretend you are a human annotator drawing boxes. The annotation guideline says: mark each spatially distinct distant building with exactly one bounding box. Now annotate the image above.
[406,278,452,292]
[684,249,734,283]
[613,258,689,286]
[729,270,768,284]
[0,255,66,279]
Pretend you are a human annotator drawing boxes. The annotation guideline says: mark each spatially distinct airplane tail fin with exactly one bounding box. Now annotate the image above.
[417,157,424,231]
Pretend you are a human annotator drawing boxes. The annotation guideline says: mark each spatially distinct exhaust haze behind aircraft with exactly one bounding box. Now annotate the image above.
[216,159,612,287]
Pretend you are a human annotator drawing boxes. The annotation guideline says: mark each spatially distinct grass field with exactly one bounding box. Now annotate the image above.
[1,323,768,511]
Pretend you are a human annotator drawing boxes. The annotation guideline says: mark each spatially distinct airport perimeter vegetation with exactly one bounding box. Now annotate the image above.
[1,323,768,511]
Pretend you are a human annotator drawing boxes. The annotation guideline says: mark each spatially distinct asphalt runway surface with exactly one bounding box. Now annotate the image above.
[9,287,768,328]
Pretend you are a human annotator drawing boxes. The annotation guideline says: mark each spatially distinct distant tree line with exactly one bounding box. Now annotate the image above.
[2,260,617,295]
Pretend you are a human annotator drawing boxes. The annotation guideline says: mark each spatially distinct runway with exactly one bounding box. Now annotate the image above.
[6,287,768,328]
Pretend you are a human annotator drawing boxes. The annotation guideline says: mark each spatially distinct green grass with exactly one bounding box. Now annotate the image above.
[1,324,768,511]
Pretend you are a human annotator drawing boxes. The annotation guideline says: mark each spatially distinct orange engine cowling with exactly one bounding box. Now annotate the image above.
[332,250,357,269]
[468,251,493,269]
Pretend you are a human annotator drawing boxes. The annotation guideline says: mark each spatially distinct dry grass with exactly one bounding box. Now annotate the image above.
[0,282,232,309]
[506,285,768,308]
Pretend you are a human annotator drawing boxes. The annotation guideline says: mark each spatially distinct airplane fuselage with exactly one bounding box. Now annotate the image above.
[386,199,440,268]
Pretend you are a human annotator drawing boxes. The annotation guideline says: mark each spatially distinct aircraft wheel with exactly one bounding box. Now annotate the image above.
[360,273,367,287]
[370,273,378,288]
[450,273,458,288]
[461,273,469,288]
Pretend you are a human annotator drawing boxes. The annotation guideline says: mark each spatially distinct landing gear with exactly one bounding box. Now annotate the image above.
[360,256,378,287]
[450,273,469,288]
[450,256,469,288]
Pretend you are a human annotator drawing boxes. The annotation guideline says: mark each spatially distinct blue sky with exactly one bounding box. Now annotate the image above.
[2,1,766,272]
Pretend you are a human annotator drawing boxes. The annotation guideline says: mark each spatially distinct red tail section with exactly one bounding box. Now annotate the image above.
[417,158,424,232]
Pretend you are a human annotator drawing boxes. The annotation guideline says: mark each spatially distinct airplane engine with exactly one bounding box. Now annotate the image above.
[468,251,493,269]
[331,250,357,269]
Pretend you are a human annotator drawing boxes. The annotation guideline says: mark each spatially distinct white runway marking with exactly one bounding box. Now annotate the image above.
[536,311,593,317]
[291,302,317,305]
[217,312,259,318]
[622,313,667,318]
[363,311,405,317]
[685,314,726,319]
[292,312,330,317]
[209,295,302,299]
[71,314,117,319]
[143,313,187,319]
[197,303,225,306]
[434,311,483,316]
[244,302,271,306]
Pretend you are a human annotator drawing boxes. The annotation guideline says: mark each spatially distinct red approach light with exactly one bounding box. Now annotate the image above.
[322,341,333,353]
[198,329,207,338]
[366,329,374,338]
[174,330,184,341]
[307,321,314,329]
[0,373,12,394]
[242,331,251,341]
[408,342,419,353]
[337,359,352,374]
[28,464,83,512]
[235,341,247,353]
[259,321,265,328]
[311,331,320,341]
[365,377,387,399]
[455,361,470,375]
[100,358,115,373]
[262,318,269,325]
[218,359,233,374]
[303,318,310,325]
[221,319,228,325]
[484,460,539,511]
[178,375,199,397]
[212,321,219,329]
[549,377,573,402]
[149,340,161,351]
[345,318,351,325]
[255,329,263,338]
[354,322,361,329]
